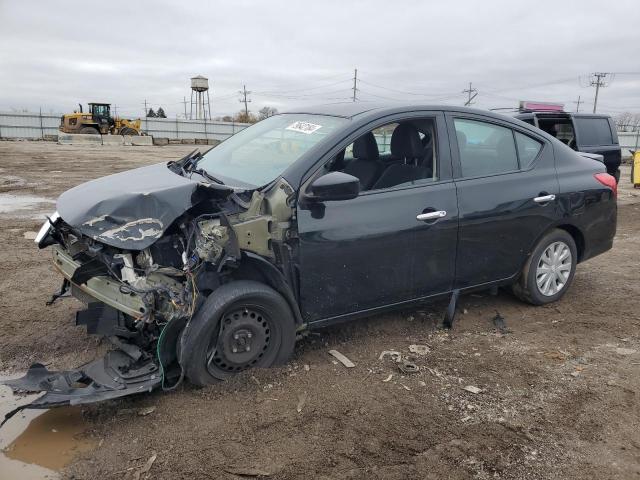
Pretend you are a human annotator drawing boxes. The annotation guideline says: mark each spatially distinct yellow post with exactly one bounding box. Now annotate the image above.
[633,151,640,188]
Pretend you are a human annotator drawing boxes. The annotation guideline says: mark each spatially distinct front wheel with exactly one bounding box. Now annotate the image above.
[512,229,577,305]
[181,280,296,386]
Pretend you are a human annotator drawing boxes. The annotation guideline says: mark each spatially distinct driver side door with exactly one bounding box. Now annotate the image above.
[295,112,458,324]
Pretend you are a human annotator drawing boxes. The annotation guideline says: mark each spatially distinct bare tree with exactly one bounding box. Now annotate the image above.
[258,106,278,120]
[234,111,258,124]
[614,112,634,132]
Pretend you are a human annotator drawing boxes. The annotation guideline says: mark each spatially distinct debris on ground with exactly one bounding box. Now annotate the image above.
[137,406,156,416]
[303,364,310,372]
[328,349,355,368]
[296,392,307,413]
[398,359,419,374]
[462,385,482,394]
[379,350,401,362]
[223,466,272,477]
[133,452,157,480]
[408,344,430,355]
[382,374,393,382]
[492,312,511,333]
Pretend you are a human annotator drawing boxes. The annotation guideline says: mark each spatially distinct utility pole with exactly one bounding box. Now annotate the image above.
[573,95,582,113]
[239,85,251,117]
[590,72,609,113]
[352,68,358,102]
[462,82,478,106]
[113,105,118,118]
[182,96,188,119]
[143,99,148,118]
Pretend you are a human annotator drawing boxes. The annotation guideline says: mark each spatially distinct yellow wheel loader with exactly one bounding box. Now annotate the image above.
[59,103,142,135]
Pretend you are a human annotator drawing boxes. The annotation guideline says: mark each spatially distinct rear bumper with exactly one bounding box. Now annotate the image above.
[52,244,148,318]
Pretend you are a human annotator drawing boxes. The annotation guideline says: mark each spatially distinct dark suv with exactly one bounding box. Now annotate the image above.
[515,110,622,181]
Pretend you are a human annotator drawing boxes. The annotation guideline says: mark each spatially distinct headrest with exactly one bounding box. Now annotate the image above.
[391,123,423,159]
[353,132,379,161]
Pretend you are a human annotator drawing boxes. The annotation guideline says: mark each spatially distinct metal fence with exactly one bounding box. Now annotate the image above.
[618,132,640,156]
[1,110,638,155]
[0,111,249,141]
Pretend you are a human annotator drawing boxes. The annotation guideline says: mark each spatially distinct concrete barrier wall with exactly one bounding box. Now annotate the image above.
[0,111,248,141]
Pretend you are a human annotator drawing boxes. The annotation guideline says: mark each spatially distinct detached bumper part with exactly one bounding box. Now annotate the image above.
[0,350,161,426]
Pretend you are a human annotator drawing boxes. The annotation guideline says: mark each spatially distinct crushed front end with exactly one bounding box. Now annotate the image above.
[1,158,296,424]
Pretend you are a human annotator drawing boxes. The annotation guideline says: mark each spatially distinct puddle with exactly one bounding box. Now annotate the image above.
[0,194,55,217]
[0,377,96,479]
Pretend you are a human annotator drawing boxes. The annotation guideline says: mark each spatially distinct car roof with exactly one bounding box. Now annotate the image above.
[283,101,512,121]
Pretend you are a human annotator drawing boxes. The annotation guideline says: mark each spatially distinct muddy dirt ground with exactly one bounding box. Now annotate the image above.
[0,141,639,479]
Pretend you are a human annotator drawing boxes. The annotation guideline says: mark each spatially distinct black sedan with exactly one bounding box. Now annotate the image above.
[3,103,617,415]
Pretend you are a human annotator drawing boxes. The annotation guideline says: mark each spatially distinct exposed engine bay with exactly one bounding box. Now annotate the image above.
[1,150,299,424]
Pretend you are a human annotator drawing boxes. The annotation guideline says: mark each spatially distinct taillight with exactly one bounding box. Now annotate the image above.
[594,172,617,198]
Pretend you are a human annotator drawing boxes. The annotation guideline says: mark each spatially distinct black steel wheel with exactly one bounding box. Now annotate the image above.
[120,127,138,136]
[207,306,273,375]
[181,281,296,385]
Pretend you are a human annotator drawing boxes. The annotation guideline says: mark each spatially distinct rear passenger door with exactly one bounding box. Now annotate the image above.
[446,113,560,288]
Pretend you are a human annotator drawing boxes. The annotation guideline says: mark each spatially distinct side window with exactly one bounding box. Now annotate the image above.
[454,119,518,178]
[331,119,438,192]
[514,132,543,167]
[574,117,613,146]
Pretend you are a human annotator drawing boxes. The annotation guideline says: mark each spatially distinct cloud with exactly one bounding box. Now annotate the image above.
[1,0,639,117]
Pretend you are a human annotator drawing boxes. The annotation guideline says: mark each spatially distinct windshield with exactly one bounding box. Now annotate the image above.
[196,114,348,187]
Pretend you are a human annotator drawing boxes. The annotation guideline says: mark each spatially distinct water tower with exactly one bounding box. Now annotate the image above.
[190,75,212,120]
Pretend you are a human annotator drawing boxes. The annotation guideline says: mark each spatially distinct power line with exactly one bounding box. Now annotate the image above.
[358,79,458,98]
[254,78,352,95]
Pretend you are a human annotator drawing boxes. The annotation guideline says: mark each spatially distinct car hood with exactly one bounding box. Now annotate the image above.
[57,162,233,250]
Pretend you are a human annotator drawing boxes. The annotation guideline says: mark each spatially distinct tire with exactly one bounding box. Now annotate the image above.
[120,127,138,136]
[181,280,296,386]
[79,126,100,135]
[512,229,577,305]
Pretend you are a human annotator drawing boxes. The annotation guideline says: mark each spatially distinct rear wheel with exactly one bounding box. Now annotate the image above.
[512,229,577,305]
[79,126,99,135]
[182,281,296,386]
[120,127,138,136]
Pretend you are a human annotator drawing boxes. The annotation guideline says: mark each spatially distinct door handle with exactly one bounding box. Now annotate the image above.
[416,210,447,221]
[533,194,556,204]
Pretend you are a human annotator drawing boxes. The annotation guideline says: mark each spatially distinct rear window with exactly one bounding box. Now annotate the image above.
[574,117,613,146]
[514,132,543,167]
[454,119,519,177]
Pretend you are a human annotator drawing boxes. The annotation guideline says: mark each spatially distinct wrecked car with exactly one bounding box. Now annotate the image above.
[2,103,617,418]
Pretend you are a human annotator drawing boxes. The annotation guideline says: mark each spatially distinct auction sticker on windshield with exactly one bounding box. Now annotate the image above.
[285,121,323,135]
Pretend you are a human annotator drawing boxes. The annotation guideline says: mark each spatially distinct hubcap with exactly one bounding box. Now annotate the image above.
[207,307,271,373]
[536,241,572,297]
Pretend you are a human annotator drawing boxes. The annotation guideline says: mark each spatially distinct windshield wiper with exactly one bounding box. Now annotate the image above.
[190,168,225,185]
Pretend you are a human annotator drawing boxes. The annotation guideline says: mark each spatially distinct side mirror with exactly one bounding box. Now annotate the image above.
[308,171,360,202]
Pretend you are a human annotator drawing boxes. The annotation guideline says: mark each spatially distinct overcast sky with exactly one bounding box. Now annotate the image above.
[1,0,639,118]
